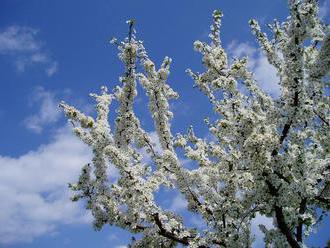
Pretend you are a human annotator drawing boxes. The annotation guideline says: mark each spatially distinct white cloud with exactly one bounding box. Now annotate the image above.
[170,194,188,212]
[2,92,162,244]
[228,41,257,59]
[24,87,61,133]
[251,213,274,248]
[0,126,92,245]
[0,25,57,76]
[227,41,280,97]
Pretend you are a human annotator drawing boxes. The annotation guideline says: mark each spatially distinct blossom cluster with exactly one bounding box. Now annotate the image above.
[61,1,329,247]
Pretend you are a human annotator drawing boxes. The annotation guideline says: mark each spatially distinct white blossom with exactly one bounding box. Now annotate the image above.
[61,1,330,247]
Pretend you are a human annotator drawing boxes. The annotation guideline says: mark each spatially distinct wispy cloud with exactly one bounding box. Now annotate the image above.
[24,87,61,133]
[0,26,40,52]
[251,213,274,248]
[137,131,163,165]
[227,41,280,97]
[170,194,188,212]
[0,126,92,245]
[0,26,58,76]
[46,61,58,76]
[319,0,330,19]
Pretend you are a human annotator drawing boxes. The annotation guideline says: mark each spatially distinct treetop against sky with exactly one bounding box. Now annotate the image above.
[0,0,329,247]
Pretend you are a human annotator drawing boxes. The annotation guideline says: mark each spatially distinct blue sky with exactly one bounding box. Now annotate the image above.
[0,0,329,247]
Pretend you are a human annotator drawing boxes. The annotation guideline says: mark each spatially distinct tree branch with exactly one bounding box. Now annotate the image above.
[296,198,307,242]
[152,213,191,246]
[265,180,301,248]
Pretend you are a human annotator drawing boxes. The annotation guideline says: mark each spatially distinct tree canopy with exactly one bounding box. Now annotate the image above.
[60,0,330,247]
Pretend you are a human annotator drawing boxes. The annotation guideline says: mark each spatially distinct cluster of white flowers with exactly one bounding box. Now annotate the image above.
[61,1,329,247]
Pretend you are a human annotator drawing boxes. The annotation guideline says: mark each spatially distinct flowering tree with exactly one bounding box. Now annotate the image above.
[60,0,329,247]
